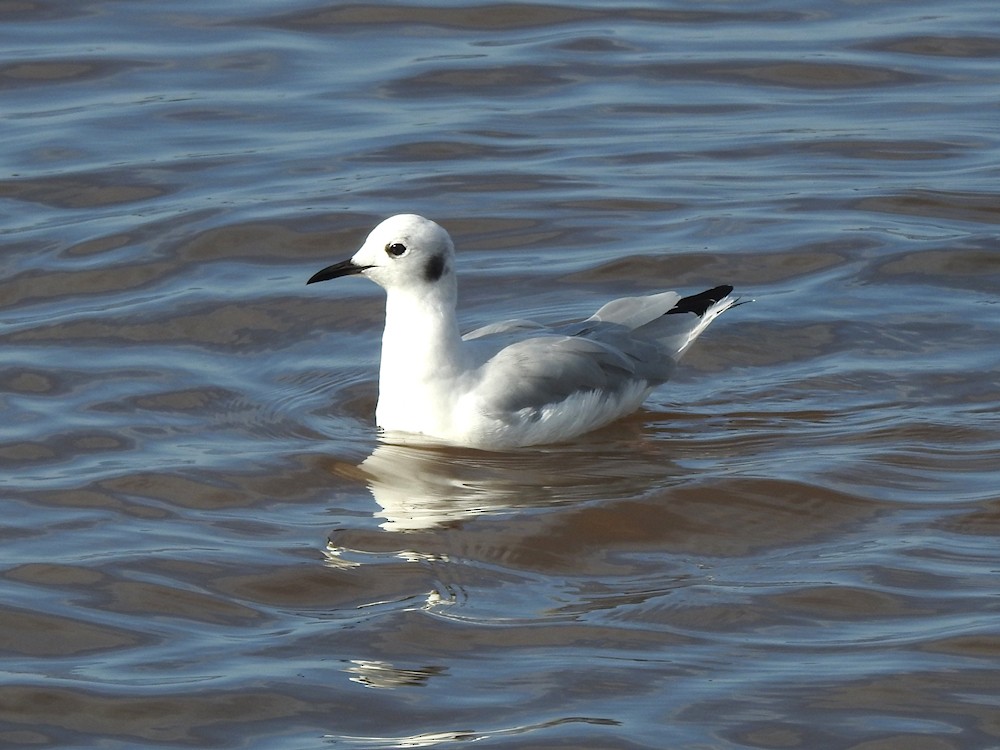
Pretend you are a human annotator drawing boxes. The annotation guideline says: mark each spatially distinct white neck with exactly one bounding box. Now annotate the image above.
[375,285,465,434]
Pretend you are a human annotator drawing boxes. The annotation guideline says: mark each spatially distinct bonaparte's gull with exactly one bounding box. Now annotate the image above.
[308,214,736,449]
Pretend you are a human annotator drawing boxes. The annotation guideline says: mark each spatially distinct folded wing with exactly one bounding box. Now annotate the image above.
[463,285,735,421]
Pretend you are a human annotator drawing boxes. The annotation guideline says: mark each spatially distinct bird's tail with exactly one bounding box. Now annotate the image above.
[636,284,737,358]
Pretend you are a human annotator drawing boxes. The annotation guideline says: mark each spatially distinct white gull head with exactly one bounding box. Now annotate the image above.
[308,214,455,296]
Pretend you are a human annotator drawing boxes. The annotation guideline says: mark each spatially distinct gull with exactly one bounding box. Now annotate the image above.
[308,214,736,450]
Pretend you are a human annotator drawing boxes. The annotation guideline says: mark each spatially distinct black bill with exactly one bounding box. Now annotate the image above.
[307,259,370,285]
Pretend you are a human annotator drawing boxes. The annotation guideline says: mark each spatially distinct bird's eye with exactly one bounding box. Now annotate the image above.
[385,242,408,258]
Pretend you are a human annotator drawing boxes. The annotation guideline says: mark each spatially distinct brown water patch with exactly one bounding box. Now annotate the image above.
[767,585,919,619]
[0,0,79,21]
[0,368,65,395]
[214,561,432,610]
[796,138,967,161]
[61,232,134,258]
[445,215,557,252]
[0,171,174,209]
[870,246,1000,290]
[855,190,1000,225]
[178,221,364,263]
[0,431,134,466]
[105,386,241,414]
[29,488,165,518]
[638,60,927,88]
[383,65,573,97]
[355,138,550,163]
[7,562,105,587]
[262,4,802,33]
[382,58,925,99]
[555,197,686,214]
[0,262,175,307]
[687,669,1000,748]
[920,634,1000,658]
[363,607,693,657]
[566,241,857,287]
[531,478,877,562]
[3,302,300,348]
[98,471,260,511]
[77,455,363,517]
[0,58,154,88]
[939,498,1000,537]
[0,606,144,656]
[102,580,262,625]
[0,685,322,744]
[556,36,640,53]
[813,671,1000,735]
[863,35,1000,59]
[421,171,578,197]
[267,2,599,31]
[738,61,922,88]
[57,208,222,260]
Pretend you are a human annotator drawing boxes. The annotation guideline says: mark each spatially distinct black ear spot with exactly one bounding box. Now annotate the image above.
[423,254,447,283]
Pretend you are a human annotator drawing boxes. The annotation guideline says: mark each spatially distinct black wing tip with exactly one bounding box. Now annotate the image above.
[665,284,734,317]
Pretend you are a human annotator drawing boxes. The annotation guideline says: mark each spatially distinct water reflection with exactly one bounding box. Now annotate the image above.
[357,443,533,532]
[350,434,678,532]
[346,659,446,689]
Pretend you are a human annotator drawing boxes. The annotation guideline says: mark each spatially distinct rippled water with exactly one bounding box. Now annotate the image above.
[3,1,999,748]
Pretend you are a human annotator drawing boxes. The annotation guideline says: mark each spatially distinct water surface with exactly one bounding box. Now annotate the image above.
[2,1,999,748]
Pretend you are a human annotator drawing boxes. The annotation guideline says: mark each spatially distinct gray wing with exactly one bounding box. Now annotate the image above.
[461,287,727,419]
[583,290,681,329]
[465,291,680,342]
[568,287,734,357]
[471,333,671,417]
[463,318,547,340]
